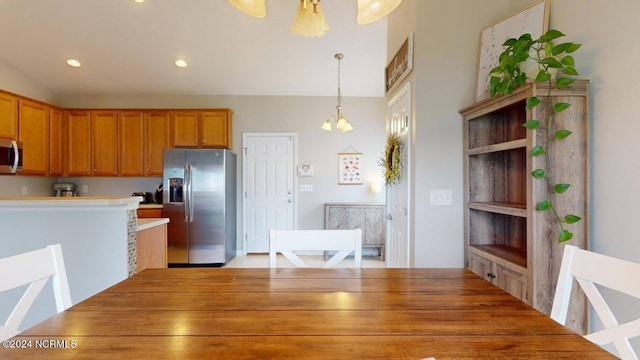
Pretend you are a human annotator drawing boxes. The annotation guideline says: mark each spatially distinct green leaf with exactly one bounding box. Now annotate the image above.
[536,200,551,211]
[503,38,518,46]
[539,29,565,42]
[530,145,544,156]
[535,71,552,82]
[551,43,574,56]
[559,229,574,242]
[561,55,575,66]
[540,57,563,68]
[555,129,573,139]
[513,51,529,63]
[554,183,570,193]
[561,66,578,76]
[566,43,582,53]
[531,169,545,178]
[526,97,541,109]
[522,120,540,129]
[556,77,576,89]
[555,102,571,112]
[565,214,582,224]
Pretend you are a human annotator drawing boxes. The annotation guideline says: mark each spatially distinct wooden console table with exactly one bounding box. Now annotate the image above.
[325,203,385,259]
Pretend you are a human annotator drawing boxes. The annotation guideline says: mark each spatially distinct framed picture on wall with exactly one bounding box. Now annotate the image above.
[338,152,362,185]
[475,0,550,102]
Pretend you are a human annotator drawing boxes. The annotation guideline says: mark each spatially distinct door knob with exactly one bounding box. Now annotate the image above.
[288,199,293,203]
[386,214,393,220]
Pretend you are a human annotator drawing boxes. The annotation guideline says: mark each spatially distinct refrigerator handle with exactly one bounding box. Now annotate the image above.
[188,165,194,222]
[183,164,190,223]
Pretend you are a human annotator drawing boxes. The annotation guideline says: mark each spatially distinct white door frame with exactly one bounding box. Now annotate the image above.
[386,82,412,267]
[241,132,299,255]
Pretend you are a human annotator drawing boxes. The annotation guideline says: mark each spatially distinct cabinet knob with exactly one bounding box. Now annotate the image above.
[487,273,496,280]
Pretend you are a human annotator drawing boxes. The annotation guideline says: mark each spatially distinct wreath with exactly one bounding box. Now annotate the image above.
[379,134,402,185]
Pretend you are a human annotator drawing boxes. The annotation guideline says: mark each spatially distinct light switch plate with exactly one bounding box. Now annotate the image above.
[299,184,313,192]
[430,190,452,205]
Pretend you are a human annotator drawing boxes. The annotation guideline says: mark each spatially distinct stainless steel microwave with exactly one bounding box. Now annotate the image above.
[0,138,23,174]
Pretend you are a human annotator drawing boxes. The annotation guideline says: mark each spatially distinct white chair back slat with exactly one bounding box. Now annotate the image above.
[551,245,640,360]
[0,244,72,341]
[269,229,362,268]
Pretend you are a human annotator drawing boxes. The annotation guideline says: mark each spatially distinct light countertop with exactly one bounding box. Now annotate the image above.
[137,218,170,231]
[139,203,163,209]
[0,196,143,211]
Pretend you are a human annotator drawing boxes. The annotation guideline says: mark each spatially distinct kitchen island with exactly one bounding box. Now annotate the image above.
[0,196,167,334]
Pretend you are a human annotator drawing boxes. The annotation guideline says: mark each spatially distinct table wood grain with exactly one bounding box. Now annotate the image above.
[2,268,614,359]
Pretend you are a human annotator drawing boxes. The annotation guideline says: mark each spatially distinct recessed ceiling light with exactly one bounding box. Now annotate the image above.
[66,59,81,68]
[174,59,187,68]
[134,0,144,3]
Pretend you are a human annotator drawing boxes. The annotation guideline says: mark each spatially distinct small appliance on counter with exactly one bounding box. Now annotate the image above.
[53,183,77,197]
[155,183,163,204]
[132,192,155,204]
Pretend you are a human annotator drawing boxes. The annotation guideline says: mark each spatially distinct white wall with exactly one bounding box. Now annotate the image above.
[0,60,55,104]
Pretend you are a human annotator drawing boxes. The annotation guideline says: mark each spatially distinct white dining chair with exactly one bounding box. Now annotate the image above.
[551,244,640,360]
[0,244,72,341]
[269,229,362,268]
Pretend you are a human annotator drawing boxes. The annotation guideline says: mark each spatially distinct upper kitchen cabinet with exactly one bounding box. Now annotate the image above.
[91,111,118,176]
[0,91,18,139]
[171,109,232,149]
[49,107,65,176]
[119,111,170,176]
[145,111,170,176]
[18,99,50,175]
[118,111,145,176]
[66,110,118,176]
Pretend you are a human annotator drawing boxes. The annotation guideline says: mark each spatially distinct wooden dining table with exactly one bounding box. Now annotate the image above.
[2,268,614,359]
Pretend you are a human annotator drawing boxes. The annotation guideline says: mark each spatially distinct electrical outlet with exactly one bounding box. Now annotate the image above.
[430,190,452,205]
[21,186,28,195]
[82,185,89,193]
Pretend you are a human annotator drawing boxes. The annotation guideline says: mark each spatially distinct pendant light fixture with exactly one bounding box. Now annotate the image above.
[356,0,402,25]
[291,0,329,37]
[228,0,266,18]
[322,53,354,132]
[229,0,401,37]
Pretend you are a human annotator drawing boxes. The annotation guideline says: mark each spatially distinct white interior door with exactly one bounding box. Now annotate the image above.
[243,133,297,253]
[386,83,411,268]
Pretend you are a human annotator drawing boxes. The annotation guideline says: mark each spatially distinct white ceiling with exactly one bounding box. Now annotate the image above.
[0,0,388,98]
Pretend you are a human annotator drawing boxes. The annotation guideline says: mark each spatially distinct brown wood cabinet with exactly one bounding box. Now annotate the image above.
[137,207,163,218]
[18,99,49,175]
[171,109,231,149]
[145,111,171,176]
[66,110,118,176]
[119,111,145,176]
[49,107,65,176]
[460,80,589,334]
[136,223,167,271]
[0,91,18,139]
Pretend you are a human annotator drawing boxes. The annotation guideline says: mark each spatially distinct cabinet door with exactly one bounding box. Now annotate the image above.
[467,251,494,283]
[364,206,385,246]
[326,206,349,230]
[496,264,528,302]
[0,92,17,139]
[119,111,145,176]
[171,111,199,147]
[145,112,170,175]
[49,108,64,176]
[66,110,92,176]
[18,99,49,175]
[91,111,118,176]
[200,110,230,148]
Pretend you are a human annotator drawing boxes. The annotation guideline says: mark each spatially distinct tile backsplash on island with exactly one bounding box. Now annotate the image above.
[0,176,162,197]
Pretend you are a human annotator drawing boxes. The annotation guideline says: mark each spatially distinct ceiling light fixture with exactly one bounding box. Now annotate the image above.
[228,0,266,18]
[174,59,188,68]
[321,53,353,132]
[356,0,401,25]
[66,59,81,68]
[229,0,401,37]
[291,0,329,38]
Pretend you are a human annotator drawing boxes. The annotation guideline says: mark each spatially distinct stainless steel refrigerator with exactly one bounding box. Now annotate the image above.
[163,149,236,266]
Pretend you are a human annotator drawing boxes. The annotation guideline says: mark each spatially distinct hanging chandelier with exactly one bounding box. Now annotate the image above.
[321,53,353,132]
[228,0,401,37]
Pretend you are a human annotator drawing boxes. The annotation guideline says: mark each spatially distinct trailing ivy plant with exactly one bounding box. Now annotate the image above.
[488,29,582,242]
